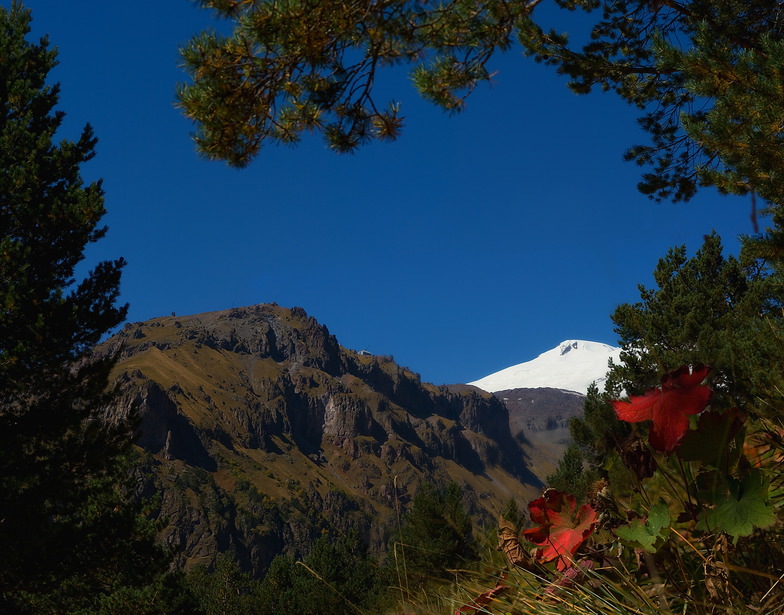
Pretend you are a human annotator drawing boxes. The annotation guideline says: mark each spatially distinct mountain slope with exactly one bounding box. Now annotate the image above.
[469,341,622,481]
[494,387,586,481]
[469,340,621,394]
[102,305,540,577]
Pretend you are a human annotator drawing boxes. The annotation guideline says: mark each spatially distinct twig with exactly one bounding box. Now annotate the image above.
[761,570,784,601]
[669,528,707,563]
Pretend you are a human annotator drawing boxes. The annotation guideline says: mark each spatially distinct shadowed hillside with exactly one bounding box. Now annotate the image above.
[100,304,541,577]
[493,387,585,483]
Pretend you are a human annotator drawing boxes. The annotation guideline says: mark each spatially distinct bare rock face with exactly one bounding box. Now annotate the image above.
[102,304,540,578]
[494,387,585,436]
[492,387,586,484]
[114,373,216,470]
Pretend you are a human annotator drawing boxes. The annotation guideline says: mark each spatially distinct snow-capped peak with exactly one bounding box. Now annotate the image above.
[468,340,621,395]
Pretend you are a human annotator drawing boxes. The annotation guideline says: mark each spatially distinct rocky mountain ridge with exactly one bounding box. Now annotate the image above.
[102,304,542,577]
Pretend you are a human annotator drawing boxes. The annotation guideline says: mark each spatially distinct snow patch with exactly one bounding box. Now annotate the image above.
[468,340,622,395]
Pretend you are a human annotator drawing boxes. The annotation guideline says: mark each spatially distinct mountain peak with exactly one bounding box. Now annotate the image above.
[101,304,541,574]
[468,339,621,395]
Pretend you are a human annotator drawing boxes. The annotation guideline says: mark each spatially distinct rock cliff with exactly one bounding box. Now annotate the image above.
[102,305,540,577]
[493,387,586,483]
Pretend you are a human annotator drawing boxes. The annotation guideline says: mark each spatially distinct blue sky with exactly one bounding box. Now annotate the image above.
[22,1,754,386]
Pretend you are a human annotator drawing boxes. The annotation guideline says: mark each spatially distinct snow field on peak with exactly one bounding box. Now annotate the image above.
[468,340,622,395]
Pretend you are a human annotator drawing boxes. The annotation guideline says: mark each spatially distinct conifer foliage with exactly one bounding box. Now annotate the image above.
[395,481,477,581]
[0,3,174,612]
[608,233,783,415]
[177,0,527,164]
[516,0,784,208]
[180,0,784,223]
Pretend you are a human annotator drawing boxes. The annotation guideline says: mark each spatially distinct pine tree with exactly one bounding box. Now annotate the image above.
[177,0,526,164]
[394,481,477,582]
[0,4,180,611]
[555,234,782,493]
[254,532,390,615]
[549,383,626,499]
[607,232,783,417]
[516,0,784,208]
[546,444,593,502]
[188,554,260,615]
[179,0,784,227]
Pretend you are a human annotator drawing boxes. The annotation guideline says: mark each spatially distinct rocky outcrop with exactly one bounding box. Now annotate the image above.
[490,387,586,485]
[102,304,539,577]
[114,371,216,470]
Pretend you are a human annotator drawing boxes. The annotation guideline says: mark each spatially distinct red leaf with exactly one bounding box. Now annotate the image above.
[612,364,712,454]
[523,490,596,571]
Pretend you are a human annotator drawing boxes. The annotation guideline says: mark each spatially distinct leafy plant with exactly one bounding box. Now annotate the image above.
[697,469,776,541]
[611,365,712,454]
[487,363,783,613]
[614,500,670,554]
[522,490,597,572]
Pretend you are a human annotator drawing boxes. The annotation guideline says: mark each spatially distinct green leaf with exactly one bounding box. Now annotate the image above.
[697,470,776,540]
[615,500,671,553]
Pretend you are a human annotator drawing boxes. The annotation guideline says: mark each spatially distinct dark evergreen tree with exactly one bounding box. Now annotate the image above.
[256,531,391,615]
[546,443,593,502]
[394,481,477,582]
[549,383,625,499]
[0,4,182,612]
[187,554,260,615]
[501,497,524,529]
[570,384,629,463]
[257,554,300,614]
[607,232,782,416]
[300,531,389,612]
